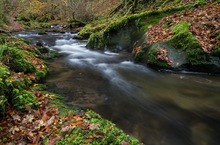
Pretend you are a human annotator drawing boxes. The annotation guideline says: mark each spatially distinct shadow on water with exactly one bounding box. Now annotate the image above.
[14,31,220,145]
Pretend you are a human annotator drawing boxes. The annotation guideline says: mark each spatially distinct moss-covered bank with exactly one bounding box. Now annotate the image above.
[0,32,142,144]
[0,34,47,111]
[78,1,209,51]
[77,0,220,73]
[133,2,220,72]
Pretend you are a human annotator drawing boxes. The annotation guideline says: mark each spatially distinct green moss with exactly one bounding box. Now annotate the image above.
[56,109,140,145]
[171,22,190,33]
[43,50,60,59]
[0,95,7,114]
[78,24,105,39]
[21,21,51,29]
[134,50,145,62]
[147,47,170,68]
[47,93,141,144]
[167,22,210,66]
[80,2,205,50]
[6,47,36,73]
[47,93,79,116]
[36,70,47,80]
[86,33,105,49]
[12,89,38,110]
[31,84,47,91]
[212,44,220,57]
[164,19,173,28]
[0,64,10,78]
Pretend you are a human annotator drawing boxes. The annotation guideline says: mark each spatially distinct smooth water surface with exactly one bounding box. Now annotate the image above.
[15,31,220,145]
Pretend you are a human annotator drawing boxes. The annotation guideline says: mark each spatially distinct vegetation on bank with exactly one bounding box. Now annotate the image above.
[78,0,212,50]
[0,0,220,144]
[134,2,220,72]
[0,33,141,144]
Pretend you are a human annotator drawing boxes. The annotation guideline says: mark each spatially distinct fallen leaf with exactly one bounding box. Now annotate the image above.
[48,135,61,145]
[11,114,21,121]
[89,123,100,130]
[121,140,130,145]
[61,125,75,132]
[45,116,55,126]
[9,126,20,134]
[22,114,34,124]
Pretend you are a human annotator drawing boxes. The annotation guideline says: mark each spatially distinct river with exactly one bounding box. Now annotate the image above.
[14,30,220,145]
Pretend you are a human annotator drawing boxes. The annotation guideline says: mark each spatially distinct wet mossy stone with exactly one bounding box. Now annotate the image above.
[166,22,211,67]
[35,41,44,47]
[86,33,105,49]
[147,47,171,68]
[38,31,48,35]
[212,44,220,57]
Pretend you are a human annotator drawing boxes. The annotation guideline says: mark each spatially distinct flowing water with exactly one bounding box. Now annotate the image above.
[15,31,220,145]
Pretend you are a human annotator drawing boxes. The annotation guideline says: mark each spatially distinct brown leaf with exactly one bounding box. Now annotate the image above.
[22,114,34,124]
[48,135,61,145]
[89,123,100,130]
[61,125,75,132]
[121,140,130,145]
[11,114,21,121]
[45,116,55,126]
[9,126,20,134]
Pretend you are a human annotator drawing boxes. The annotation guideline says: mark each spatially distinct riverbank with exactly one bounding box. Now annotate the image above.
[0,32,141,144]
[78,0,220,73]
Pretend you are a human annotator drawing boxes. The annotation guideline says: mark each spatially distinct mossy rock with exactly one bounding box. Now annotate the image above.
[212,44,220,57]
[166,22,211,67]
[86,33,105,49]
[81,3,197,50]
[38,31,48,35]
[43,50,60,59]
[147,47,171,68]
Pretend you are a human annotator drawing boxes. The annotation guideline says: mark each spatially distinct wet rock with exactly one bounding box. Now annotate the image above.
[35,41,44,47]
[38,31,48,35]
[35,41,49,53]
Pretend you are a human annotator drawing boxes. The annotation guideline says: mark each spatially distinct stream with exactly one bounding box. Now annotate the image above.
[14,31,220,145]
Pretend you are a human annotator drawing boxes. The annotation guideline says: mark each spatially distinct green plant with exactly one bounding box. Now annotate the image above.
[0,95,7,114]
[12,89,38,110]
[6,47,36,73]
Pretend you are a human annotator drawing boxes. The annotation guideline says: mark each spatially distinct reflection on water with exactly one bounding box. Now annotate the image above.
[15,31,220,145]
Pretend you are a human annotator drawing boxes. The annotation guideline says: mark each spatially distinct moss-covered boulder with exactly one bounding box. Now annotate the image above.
[133,3,220,73]
[79,1,207,51]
